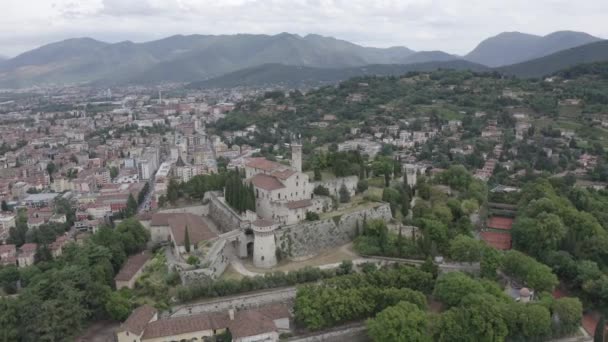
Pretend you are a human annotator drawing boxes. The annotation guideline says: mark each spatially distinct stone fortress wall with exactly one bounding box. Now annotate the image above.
[312,175,359,198]
[205,190,393,262]
[275,203,392,259]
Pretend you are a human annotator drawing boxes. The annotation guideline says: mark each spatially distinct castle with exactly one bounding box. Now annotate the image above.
[244,141,324,226]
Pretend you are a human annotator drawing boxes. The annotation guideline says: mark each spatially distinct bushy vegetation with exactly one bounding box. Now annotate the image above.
[0,218,150,341]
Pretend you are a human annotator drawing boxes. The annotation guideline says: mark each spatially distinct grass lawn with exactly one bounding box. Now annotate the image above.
[220,264,244,281]
[242,243,358,273]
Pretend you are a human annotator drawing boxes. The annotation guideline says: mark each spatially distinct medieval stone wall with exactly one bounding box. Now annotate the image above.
[206,191,244,233]
[275,203,392,259]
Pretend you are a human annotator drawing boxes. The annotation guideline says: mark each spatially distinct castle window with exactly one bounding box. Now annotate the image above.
[296,182,299,186]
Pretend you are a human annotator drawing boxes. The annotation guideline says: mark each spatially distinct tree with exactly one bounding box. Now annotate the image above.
[167,178,180,205]
[313,185,330,196]
[104,291,132,321]
[367,301,431,342]
[357,179,368,193]
[306,212,320,221]
[448,235,484,263]
[501,250,558,292]
[433,272,484,308]
[46,161,56,177]
[552,297,583,336]
[382,187,401,216]
[0,266,19,294]
[339,184,351,203]
[314,167,322,181]
[125,194,138,217]
[480,247,502,279]
[512,213,566,258]
[595,316,605,342]
[0,298,19,342]
[435,295,508,342]
[184,225,191,253]
[109,166,119,180]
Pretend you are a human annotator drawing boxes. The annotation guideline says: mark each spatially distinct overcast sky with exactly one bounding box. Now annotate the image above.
[1,0,607,57]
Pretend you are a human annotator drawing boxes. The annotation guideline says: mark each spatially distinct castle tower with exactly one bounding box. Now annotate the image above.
[291,140,302,173]
[252,219,278,268]
[405,164,418,187]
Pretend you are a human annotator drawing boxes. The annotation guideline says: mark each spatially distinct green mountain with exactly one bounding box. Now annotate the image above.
[402,51,459,64]
[498,40,608,78]
[0,33,418,87]
[465,31,602,67]
[188,60,488,88]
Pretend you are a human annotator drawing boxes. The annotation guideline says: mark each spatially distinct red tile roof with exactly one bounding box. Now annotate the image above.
[119,305,157,335]
[250,174,285,191]
[114,251,152,282]
[481,231,512,250]
[142,311,229,339]
[167,214,217,246]
[19,243,38,254]
[140,304,289,340]
[286,199,312,209]
[230,304,290,338]
[487,216,514,230]
[271,169,296,180]
[0,244,16,256]
[245,158,285,172]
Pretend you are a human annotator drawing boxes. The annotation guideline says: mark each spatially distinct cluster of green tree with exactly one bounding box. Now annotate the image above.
[434,272,580,341]
[161,173,228,206]
[108,251,181,319]
[294,265,433,330]
[0,218,150,341]
[366,271,582,342]
[354,219,420,258]
[381,182,411,217]
[309,150,367,179]
[176,265,350,302]
[510,177,608,312]
[224,171,255,213]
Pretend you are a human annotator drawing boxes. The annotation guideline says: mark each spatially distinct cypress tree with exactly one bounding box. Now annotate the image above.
[595,316,605,342]
[184,225,191,253]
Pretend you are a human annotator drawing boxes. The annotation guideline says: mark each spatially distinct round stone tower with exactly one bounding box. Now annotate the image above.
[252,219,278,268]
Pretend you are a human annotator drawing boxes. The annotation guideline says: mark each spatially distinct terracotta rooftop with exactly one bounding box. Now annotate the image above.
[167,214,217,246]
[271,169,297,180]
[119,305,157,335]
[114,251,152,282]
[245,157,286,172]
[481,231,512,250]
[486,216,514,230]
[142,311,229,339]
[250,174,285,191]
[230,304,290,338]
[0,244,16,255]
[139,304,289,340]
[286,199,312,209]
[19,243,38,254]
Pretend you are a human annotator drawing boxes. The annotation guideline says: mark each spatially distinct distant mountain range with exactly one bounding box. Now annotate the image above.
[465,31,601,67]
[0,31,604,88]
[188,60,488,88]
[193,41,608,88]
[498,40,608,77]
